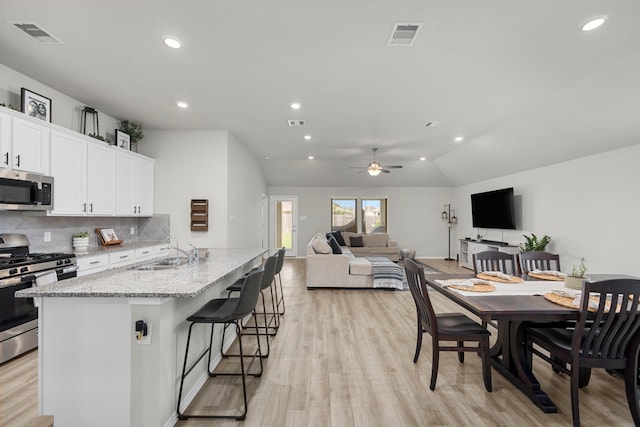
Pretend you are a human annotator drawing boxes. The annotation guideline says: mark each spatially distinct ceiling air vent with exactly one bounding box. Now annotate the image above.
[387,22,422,46]
[8,21,64,44]
[288,120,305,127]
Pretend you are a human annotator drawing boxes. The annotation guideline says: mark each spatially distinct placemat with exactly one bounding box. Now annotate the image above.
[544,291,613,312]
[528,272,565,281]
[477,273,524,283]
[448,282,496,293]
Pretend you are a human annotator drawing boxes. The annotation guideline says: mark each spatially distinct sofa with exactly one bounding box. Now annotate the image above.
[341,231,400,262]
[306,233,373,288]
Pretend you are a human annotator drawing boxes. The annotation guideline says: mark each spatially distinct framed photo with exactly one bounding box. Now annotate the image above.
[21,88,52,122]
[115,129,131,150]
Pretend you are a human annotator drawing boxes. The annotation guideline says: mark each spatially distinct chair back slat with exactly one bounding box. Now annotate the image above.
[404,258,438,336]
[472,251,519,275]
[519,251,561,274]
[575,280,640,361]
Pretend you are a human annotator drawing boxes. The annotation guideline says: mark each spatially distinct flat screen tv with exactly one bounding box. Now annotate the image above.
[471,187,516,230]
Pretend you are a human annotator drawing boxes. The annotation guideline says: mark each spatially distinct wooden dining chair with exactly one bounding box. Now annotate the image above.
[404,258,492,392]
[472,250,519,275]
[525,279,640,427]
[519,251,561,274]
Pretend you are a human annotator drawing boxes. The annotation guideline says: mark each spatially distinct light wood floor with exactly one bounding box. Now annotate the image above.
[1,259,635,426]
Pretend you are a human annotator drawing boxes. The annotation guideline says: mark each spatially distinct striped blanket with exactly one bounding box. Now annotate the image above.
[367,257,407,290]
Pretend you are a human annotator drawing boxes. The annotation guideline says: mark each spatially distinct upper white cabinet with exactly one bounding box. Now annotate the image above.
[50,131,115,216]
[0,111,11,169]
[2,107,153,217]
[0,109,50,174]
[86,141,115,216]
[50,129,87,215]
[115,150,154,216]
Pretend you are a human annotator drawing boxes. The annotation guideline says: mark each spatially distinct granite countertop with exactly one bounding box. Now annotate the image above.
[16,248,267,299]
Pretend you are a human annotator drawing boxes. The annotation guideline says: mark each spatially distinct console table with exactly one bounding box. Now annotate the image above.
[458,239,519,270]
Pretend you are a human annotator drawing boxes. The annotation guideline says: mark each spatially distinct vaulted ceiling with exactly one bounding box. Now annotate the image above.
[1,1,639,187]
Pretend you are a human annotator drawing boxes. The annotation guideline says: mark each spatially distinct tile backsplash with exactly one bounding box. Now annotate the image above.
[0,212,170,252]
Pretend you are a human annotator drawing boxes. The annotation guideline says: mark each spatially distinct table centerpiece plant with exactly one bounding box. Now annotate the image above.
[565,257,587,290]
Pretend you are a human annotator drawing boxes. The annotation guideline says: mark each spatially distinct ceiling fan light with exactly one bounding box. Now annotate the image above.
[367,162,383,176]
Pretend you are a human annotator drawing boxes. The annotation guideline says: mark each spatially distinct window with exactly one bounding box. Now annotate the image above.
[361,198,387,234]
[331,199,357,232]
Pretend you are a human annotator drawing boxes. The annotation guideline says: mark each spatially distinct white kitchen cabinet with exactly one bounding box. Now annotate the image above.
[0,110,11,169]
[50,134,116,216]
[134,246,155,262]
[108,249,135,267]
[86,141,115,215]
[49,129,87,215]
[76,253,109,277]
[0,109,50,174]
[135,155,154,216]
[115,150,154,216]
[459,239,519,270]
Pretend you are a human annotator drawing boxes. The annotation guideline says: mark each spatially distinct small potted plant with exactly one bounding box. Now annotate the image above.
[72,231,90,252]
[565,257,587,290]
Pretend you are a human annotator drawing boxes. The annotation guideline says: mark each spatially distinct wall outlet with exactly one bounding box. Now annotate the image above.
[44,231,51,242]
[136,323,152,345]
[130,227,135,235]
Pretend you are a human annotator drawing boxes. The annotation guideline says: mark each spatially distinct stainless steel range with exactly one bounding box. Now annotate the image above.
[0,233,77,363]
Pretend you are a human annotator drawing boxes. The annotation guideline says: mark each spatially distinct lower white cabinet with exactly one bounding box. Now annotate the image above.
[108,249,135,267]
[77,245,169,277]
[459,239,519,270]
[76,254,109,277]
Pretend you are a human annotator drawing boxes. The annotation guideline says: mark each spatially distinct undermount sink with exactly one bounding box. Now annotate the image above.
[135,264,177,271]
[133,256,190,271]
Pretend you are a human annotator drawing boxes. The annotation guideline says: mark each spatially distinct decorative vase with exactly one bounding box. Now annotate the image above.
[564,276,586,290]
[72,237,90,252]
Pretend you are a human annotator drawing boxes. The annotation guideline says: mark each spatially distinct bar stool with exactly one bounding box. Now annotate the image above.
[253,247,286,336]
[176,269,264,421]
[273,247,286,316]
[223,252,278,357]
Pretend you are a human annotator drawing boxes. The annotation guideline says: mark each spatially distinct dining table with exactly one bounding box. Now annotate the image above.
[424,272,637,413]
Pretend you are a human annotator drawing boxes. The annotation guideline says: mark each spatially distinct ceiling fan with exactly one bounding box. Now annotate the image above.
[349,148,403,176]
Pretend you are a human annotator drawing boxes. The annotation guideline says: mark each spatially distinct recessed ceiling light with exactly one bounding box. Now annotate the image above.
[264,156,270,160]
[419,157,426,161]
[581,16,607,32]
[454,136,464,143]
[308,155,314,160]
[163,36,183,49]
[290,102,301,110]
[176,101,188,109]
[304,135,312,140]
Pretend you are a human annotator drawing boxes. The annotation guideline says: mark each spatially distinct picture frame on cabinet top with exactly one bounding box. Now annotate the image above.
[115,129,131,150]
[20,87,51,122]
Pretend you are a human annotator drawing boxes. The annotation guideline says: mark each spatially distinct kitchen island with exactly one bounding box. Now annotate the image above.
[16,248,267,427]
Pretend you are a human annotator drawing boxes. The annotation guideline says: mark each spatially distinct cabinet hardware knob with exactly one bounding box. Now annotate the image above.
[3,152,8,165]
[90,203,93,212]
[15,154,20,167]
[83,202,87,212]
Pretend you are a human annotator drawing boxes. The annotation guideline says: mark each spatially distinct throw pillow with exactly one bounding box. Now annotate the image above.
[331,231,346,247]
[327,235,343,254]
[350,235,364,247]
[312,239,332,254]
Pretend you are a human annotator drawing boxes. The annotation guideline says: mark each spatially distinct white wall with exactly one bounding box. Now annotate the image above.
[140,130,229,248]
[453,144,640,277]
[226,133,267,248]
[267,186,453,258]
[0,63,119,139]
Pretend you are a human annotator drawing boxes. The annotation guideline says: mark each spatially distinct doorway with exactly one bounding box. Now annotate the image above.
[270,196,297,257]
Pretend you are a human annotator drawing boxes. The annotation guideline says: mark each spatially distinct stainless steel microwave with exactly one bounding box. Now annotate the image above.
[0,169,53,210]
